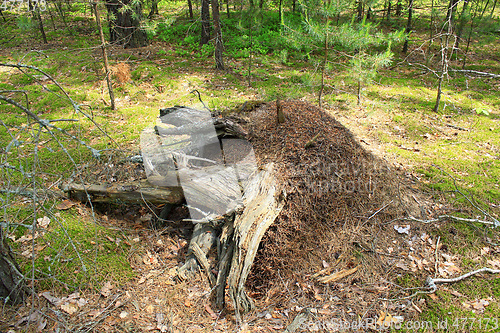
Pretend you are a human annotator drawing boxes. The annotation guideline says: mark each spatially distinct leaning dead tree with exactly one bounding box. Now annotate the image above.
[65,105,285,317]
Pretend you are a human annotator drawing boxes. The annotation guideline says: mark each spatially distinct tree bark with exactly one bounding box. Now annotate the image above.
[0,228,26,305]
[200,0,211,46]
[212,0,225,70]
[106,0,148,48]
[187,0,194,19]
[454,0,469,51]
[402,0,414,53]
[30,0,47,44]
[148,0,159,19]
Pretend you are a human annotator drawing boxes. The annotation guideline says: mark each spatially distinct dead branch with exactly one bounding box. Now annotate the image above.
[426,268,500,292]
[448,68,500,79]
[397,215,499,227]
[381,267,500,301]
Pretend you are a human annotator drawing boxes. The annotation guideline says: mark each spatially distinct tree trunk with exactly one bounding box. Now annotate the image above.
[200,0,211,46]
[386,0,391,20]
[318,31,328,108]
[31,1,47,44]
[106,0,148,48]
[454,0,469,51]
[226,0,230,18]
[188,0,194,19]
[0,228,26,305]
[212,0,225,70]
[148,0,159,19]
[402,0,414,53]
[357,0,363,20]
[93,1,116,110]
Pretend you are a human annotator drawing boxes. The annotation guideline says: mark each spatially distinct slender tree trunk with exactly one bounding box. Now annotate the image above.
[187,0,194,18]
[490,0,498,16]
[30,0,47,44]
[319,32,328,108]
[402,0,414,53]
[226,0,230,18]
[93,1,116,110]
[454,0,469,51]
[427,0,435,65]
[357,0,364,20]
[212,0,225,70]
[386,0,391,20]
[462,0,479,68]
[148,0,159,19]
[434,21,452,112]
[0,228,26,305]
[292,0,296,11]
[200,0,211,46]
[46,2,57,30]
[248,20,253,87]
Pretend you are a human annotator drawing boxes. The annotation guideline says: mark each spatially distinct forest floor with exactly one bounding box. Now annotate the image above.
[1,8,500,333]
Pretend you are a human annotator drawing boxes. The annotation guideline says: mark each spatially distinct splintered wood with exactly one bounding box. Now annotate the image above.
[226,163,284,320]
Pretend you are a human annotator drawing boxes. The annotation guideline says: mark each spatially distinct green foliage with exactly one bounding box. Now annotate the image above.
[16,15,34,32]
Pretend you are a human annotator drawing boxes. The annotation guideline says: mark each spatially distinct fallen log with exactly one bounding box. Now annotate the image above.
[62,180,184,205]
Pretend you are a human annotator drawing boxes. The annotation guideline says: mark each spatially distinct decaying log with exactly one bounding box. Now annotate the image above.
[62,180,184,205]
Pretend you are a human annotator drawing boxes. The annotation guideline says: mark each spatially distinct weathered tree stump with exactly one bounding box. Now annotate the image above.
[63,106,285,317]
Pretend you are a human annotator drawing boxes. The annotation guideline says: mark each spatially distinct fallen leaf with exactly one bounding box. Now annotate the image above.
[480,247,490,255]
[56,200,75,210]
[101,281,113,297]
[60,302,78,315]
[37,216,50,228]
[41,291,62,305]
[429,293,439,301]
[376,312,402,328]
[119,311,128,319]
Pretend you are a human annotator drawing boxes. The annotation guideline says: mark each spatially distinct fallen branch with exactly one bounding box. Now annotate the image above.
[426,268,500,292]
[381,267,500,301]
[448,69,500,79]
[396,215,499,228]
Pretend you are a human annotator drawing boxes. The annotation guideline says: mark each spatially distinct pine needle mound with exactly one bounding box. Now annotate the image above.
[245,100,418,294]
